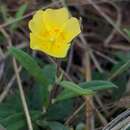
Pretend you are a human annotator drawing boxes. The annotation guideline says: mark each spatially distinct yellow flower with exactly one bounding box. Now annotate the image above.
[29,8,81,58]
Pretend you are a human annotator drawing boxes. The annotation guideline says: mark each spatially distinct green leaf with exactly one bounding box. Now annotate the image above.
[30,83,49,110]
[42,64,57,86]
[9,47,49,106]
[55,81,94,102]
[9,47,49,86]
[0,92,23,119]
[55,90,77,102]
[11,3,28,30]
[0,103,17,118]
[0,91,42,130]
[0,113,26,130]
[56,80,116,102]
[79,80,117,91]
[59,81,94,95]
[76,123,85,130]
[30,64,57,110]
[46,100,74,121]
[46,122,69,130]
[15,4,28,18]
[0,111,41,130]
[37,121,69,130]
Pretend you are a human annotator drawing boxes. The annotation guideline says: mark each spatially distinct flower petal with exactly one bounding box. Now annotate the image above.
[50,42,70,58]
[29,10,46,34]
[30,33,49,50]
[44,8,69,30]
[30,33,70,58]
[62,17,81,43]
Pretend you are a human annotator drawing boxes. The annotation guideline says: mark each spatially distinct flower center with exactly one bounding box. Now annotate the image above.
[49,37,55,43]
[47,27,65,44]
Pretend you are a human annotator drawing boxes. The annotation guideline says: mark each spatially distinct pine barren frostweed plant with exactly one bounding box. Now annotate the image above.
[29,8,81,58]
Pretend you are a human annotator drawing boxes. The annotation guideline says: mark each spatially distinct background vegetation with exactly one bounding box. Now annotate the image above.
[0,0,130,130]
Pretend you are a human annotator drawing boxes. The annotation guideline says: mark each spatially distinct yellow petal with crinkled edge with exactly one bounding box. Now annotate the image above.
[30,33,49,49]
[43,8,69,30]
[48,42,70,58]
[30,33,70,58]
[29,10,46,34]
[62,17,81,43]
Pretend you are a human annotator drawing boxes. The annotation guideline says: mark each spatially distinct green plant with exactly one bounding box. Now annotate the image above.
[0,47,117,130]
